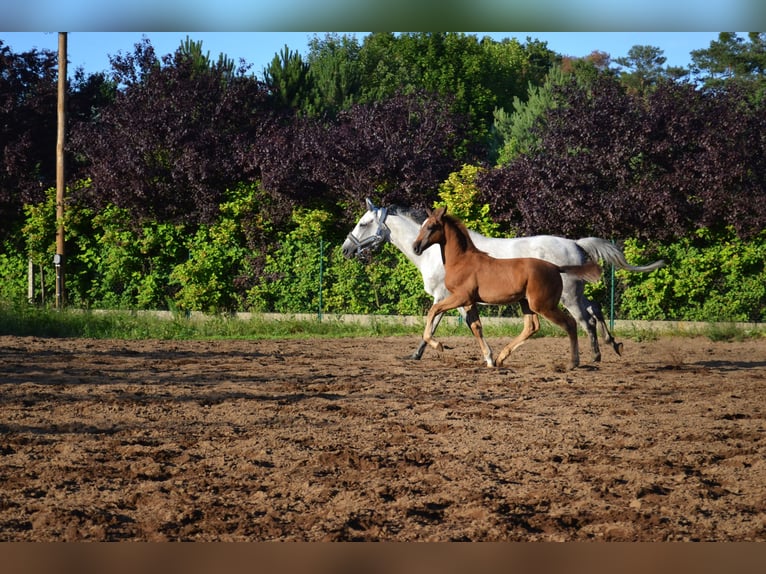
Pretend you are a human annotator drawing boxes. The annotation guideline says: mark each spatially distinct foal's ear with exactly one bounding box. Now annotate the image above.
[432,206,447,219]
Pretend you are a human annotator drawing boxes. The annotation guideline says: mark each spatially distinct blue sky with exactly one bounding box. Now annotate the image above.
[1,32,726,79]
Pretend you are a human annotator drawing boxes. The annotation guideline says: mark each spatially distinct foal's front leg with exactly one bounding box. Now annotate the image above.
[422,293,465,356]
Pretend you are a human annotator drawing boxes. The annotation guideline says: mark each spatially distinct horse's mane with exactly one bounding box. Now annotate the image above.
[388,205,429,224]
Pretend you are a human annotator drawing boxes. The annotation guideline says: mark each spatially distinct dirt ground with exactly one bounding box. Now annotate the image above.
[1,331,765,541]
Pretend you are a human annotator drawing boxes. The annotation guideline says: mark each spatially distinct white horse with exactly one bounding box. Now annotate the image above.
[342,199,664,362]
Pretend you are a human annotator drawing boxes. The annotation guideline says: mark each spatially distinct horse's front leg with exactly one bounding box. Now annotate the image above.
[464,305,494,367]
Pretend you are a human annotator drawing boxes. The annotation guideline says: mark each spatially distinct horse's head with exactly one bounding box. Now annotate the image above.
[341,198,391,260]
[412,206,447,256]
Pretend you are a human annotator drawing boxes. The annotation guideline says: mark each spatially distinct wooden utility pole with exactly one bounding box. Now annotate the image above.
[55,32,67,308]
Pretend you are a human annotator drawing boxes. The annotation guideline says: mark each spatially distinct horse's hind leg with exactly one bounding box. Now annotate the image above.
[537,306,580,370]
[465,305,494,367]
[495,310,539,368]
[586,299,623,356]
[560,278,601,362]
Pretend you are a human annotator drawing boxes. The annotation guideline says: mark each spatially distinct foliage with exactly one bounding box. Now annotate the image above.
[0,40,57,242]
[3,34,766,324]
[247,204,432,316]
[263,45,312,111]
[493,66,568,165]
[691,32,766,100]
[617,228,766,322]
[246,208,332,313]
[169,184,268,313]
[614,45,670,93]
[69,38,272,226]
[478,75,766,241]
[305,33,363,116]
[435,164,499,237]
[0,247,28,304]
[327,243,432,315]
[354,32,556,151]
[259,90,470,212]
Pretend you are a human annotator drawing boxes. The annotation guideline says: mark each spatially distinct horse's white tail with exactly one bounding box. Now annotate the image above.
[575,237,665,272]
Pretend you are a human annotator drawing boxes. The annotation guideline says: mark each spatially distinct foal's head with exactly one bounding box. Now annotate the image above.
[412,206,447,256]
[413,206,475,257]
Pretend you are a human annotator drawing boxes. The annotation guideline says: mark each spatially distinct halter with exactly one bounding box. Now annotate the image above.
[345,198,390,256]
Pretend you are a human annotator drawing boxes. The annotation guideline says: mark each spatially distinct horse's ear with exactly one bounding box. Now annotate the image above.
[425,207,433,217]
[433,206,447,220]
[365,198,375,211]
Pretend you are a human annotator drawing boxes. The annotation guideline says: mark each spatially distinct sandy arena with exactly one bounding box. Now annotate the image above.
[0,333,764,541]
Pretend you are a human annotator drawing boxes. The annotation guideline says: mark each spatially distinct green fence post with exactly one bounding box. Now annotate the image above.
[318,238,324,322]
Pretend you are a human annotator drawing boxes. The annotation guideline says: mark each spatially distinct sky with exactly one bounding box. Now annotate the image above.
[0,32,727,79]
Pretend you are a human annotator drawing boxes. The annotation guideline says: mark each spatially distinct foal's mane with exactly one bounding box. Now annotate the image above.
[439,212,475,253]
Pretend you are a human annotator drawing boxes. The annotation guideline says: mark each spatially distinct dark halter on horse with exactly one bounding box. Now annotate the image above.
[345,199,390,257]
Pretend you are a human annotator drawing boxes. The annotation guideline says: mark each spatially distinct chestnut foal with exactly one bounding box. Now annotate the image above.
[412,207,602,369]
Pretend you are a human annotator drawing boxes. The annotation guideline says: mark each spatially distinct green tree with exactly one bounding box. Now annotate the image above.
[691,32,766,100]
[615,45,669,94]
[356,33,555,153]
[304,33,363,116]
[263,45,312,111]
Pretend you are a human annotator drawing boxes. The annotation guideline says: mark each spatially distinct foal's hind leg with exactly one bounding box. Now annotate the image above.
[537,306,580,370]
[495,311,539,368]
[465,305,494,367]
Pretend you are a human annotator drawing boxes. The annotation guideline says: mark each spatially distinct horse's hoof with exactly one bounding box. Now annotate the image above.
[613,342,624,356]
[592,353,602,363]
[406,354,422,360]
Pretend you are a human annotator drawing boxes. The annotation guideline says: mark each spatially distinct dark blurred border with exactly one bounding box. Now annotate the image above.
[2,543,766,574]
[3,0,765,31]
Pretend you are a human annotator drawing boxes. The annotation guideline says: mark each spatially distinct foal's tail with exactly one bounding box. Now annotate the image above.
[559,261,603,283]
[575,237,665,272]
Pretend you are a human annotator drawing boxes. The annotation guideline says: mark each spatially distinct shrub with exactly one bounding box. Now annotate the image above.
[618,227,766,321]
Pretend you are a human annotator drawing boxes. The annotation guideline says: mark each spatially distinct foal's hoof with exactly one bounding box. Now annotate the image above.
[612,341,624,356]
